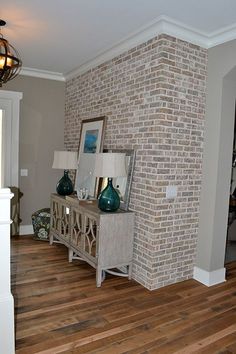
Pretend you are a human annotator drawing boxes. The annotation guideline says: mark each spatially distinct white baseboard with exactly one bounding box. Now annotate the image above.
[19,224,34,235]
[193,266,226,286]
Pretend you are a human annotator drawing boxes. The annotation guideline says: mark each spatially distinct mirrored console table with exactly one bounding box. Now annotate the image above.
[49,194,134,287]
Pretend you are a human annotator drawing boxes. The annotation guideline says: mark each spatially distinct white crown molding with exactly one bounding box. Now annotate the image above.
[65,15,210,81]
[20,67,65,82]
[20,16,236,82]
[161,16,236,48]
[159,15,209,46]
[193,266,226,286]
[0,91,22,101]
[207,22,236,47]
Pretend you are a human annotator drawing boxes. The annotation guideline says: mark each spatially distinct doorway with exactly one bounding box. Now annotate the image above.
[0,90,22,234]
[225,102,236,264]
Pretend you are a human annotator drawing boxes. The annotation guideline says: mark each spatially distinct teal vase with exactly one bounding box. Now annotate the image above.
[56,170,73,196]
[98,178,120,212]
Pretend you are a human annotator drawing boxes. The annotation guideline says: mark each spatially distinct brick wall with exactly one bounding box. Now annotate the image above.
[65,34,207,290]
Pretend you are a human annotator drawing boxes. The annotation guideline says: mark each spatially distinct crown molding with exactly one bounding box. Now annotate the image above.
[65,15,210,81]
[207,22,236,47]
[20,67,65,82]
[0,90,22,101]
[20,16,236,82]
[159,16,236,48]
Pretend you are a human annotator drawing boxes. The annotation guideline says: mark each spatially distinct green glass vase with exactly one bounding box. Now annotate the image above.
[98,178,120,212]
[56,170,73,196]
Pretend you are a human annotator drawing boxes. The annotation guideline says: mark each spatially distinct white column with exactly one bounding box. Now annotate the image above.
[0,188,14,354]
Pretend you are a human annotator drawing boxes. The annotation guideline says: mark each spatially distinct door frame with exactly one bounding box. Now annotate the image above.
[0,90,23,188]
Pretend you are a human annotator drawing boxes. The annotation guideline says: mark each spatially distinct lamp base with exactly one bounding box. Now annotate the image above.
[98,178,120,212]
[56,170,73,196]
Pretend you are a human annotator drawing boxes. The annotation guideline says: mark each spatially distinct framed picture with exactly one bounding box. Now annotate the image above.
[97,149,136,210]
[75,116,107,197]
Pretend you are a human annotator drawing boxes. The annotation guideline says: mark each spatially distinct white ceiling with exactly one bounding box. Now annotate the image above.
[2,0,236,80]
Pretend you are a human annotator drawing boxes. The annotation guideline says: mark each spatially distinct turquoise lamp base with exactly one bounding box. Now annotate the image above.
[98,178,120,212]
[56,170,73,196]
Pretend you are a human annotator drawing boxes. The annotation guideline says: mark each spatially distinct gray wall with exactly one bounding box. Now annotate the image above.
[1,75,65,226]
[196,39,236,273]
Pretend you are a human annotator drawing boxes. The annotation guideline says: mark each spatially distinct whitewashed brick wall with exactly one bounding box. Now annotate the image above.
[65,34,207,290]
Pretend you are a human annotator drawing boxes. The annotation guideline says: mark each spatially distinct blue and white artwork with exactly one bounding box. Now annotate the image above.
[83,129,99,153]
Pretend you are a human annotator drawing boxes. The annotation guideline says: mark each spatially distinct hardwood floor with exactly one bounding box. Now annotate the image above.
[11,236,236,354]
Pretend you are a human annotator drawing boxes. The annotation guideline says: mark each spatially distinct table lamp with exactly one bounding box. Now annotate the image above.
[52,150,78,195]
[94,153,127,212]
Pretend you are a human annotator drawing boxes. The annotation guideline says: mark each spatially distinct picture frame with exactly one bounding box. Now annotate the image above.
[98,149,136,210]
[75,116,107,197]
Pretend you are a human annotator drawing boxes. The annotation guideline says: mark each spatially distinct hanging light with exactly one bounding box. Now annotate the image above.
[0,20,22,87]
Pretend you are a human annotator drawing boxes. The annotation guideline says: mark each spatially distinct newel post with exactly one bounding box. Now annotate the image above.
[0,188,14,353]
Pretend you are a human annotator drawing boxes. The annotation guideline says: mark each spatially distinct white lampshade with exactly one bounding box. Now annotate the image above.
[94,153,127,177]
[52,151,78,170]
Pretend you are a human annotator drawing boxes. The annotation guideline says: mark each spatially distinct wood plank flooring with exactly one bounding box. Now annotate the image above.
[11,236,236,354]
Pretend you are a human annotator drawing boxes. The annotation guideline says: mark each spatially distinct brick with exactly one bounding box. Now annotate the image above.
[64,33,207,291]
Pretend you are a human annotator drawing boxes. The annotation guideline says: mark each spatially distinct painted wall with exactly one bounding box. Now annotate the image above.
[1,76,65,227]
[65,34,207,290]
[196,39,236,280]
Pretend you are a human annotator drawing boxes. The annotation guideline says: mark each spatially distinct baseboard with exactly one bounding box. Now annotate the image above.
[19,224,34,235]
[193,266,226,286]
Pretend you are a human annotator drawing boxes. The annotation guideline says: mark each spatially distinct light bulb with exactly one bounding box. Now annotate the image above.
[6,55,12,66]
[0,56,4,69]
[0,55,12,69]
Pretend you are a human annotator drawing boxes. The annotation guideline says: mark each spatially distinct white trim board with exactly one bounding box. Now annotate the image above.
[19,15,236,82]
[65,15,209,80]
[193,266,226,287]
[20,67,65,82]
[65,15,236,80]
[19,224,34,235]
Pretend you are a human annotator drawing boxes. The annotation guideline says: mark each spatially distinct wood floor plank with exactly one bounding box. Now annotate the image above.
[12,236,236,354]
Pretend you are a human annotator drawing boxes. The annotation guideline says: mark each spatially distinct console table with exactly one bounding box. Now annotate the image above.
[49,194,134,287]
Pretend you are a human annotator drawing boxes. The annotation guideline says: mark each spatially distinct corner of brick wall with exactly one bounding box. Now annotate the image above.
[64,33,207,290]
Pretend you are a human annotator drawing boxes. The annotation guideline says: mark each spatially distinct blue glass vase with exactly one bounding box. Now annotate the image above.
[98,178,120,212]
[56,170,73,196]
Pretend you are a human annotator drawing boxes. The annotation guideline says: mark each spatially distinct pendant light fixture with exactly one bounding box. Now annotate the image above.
[0,20,22,87]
